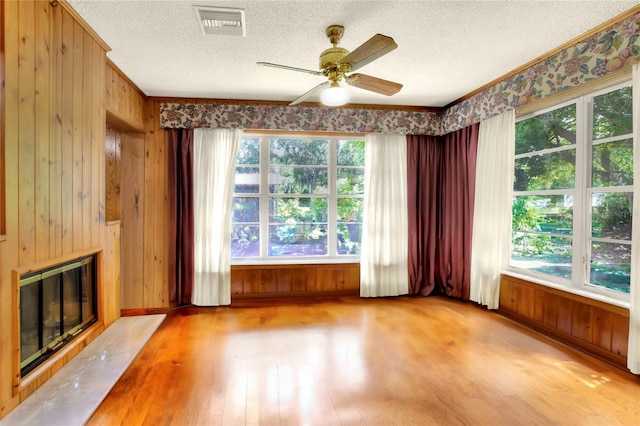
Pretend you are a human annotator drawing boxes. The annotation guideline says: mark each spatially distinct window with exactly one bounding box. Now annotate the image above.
[511,83,632,298]
[231,135,364,262]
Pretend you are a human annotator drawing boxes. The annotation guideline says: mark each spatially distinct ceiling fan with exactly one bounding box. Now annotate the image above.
[257,25,403,106]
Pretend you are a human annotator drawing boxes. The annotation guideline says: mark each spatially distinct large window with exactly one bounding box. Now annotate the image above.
[231,135,364,262]
[511,83,632,298]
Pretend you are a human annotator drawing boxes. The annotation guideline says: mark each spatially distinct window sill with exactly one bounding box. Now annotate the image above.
[232,257,360,266]
[502,269,630,310]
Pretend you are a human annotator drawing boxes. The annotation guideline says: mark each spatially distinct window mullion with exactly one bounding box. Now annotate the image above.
[260,136,270,258]
[327,138,337,257]
[572,96,588,290]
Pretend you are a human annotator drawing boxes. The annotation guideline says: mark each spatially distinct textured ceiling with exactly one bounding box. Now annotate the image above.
[68,0,640,107]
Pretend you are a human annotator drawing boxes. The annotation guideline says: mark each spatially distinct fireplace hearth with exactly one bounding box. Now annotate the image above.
[19,255,97,377]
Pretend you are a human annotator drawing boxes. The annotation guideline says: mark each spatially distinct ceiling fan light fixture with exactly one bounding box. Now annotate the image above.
[321,83,350,106]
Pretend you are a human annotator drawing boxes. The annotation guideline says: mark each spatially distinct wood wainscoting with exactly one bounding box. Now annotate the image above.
[230,263,360,301]
[499,274,629,370]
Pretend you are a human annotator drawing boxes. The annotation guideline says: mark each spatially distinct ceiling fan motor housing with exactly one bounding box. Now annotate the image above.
[320,47,350,72]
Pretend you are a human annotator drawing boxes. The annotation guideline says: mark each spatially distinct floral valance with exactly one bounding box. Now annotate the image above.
[442,9,640,133]
[159,103,442,136]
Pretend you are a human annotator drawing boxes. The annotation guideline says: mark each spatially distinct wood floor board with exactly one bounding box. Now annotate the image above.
[87,296,640,425]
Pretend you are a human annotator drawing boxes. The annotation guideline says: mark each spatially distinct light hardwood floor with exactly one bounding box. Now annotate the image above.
[87,296,640,425]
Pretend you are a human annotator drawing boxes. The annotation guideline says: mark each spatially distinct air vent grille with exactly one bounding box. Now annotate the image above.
[194,6,246,37]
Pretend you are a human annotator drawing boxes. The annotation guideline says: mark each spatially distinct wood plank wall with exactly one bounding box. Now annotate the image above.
[0,0,116,418]
[105,60,145,132]
[499,274,630,369]
[231,264,360,301]
[0,0,5,237]
[105,127,121,222]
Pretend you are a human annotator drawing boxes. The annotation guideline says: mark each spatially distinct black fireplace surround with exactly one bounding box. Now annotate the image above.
[19,254,97,377]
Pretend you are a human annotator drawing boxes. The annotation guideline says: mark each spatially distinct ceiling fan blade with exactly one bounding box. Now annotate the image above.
[290,81,332,105]
[344,73,402,96]
[338,34,397,71]
[257,62,323,76]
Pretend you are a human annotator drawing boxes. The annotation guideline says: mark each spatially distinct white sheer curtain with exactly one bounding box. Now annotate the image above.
[192,128,242,306]
[360,133,409,297]
[470,110,515,309]
[628,64,640,373]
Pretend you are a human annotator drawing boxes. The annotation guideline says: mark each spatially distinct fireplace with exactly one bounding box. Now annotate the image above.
[19,255,97,377]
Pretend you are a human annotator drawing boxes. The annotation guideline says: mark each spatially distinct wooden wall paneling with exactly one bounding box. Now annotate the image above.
[555,297,573,335]
[18,0,36,266]
[0,0,5,237]
[2,0,20,416]
[142,103,154,307]
[242,269,260,294]
[499,275,630,370]
[60,7,74,256]
[81,31,92,249]
[276,269,292,293]
[0,1,109,418]
[343,264,359,290]
[105,64,112,111]
[499,278,514,312]
[591,307,613,352]
[540,291,558,328]
[305,267,318,292]
[316,266,341,292]
[611,313,629,358]
[514,283,534,319]
[230,270,243,295]
[152,113,167,307]
[34,0,51,262]
[162,121,170,308]
[91,37,105,249]
[71,20,83,252]
[120,133,145,309]
[290,267,307,293]
[105,127,121,222]
[103,223,121,326]
[49,1,62,258]
[104,61,145,132]
[260,269,277,293]
[571,303,593,343]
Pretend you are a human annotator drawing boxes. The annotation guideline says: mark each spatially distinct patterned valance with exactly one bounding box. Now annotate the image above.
[159,103,442,136]
[442,10,640,133]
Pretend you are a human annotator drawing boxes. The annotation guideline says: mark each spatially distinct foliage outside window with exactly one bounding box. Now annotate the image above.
[231,136,364,262]
[512,83,632,297]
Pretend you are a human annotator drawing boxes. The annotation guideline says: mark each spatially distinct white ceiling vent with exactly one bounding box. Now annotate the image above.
[194,6,246,37]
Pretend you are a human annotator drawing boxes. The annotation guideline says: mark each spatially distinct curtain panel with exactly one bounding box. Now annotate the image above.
[407,124,479,299]
[469,110,515,309]
[360,133,409,297]
[192,128,242,306]
[168,129,195,306]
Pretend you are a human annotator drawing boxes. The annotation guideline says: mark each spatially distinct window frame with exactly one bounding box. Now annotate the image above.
[509,81,632,304]
[231,134,365,265]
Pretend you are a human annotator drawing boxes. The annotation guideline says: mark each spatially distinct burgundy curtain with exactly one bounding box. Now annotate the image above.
[407,134,441,296]
[407,124,479,299]
[168,129,194,306]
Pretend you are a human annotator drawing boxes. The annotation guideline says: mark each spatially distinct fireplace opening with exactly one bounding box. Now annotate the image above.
[19,254,97,377]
